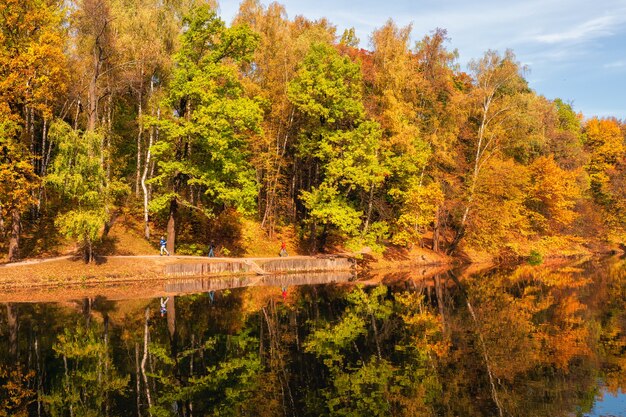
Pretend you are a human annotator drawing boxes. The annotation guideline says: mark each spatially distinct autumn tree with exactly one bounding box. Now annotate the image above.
[526,155,580,234]
[0,0,68,260]
[73,0,116,132]
[584,117,626,237]
[367,23,461,249]
[0,115,39,261]
[450,49,528,253]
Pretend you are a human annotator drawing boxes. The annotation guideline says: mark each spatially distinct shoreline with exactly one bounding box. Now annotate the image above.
[0,254,355,291]
[0,243,612,294]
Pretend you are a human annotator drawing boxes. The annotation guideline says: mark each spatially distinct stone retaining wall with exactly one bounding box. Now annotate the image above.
[163,256,354,278]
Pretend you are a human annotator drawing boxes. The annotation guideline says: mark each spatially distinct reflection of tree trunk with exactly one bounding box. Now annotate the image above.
[434,275,446,333]
[167,296,176,343]
[64,354,74,417]
[141,308,153,415]
[449,272,503,417]
[6,303,18,359]
[371,314,382,360]
[262,304,295,415]
[188,334,195,417]
[466,298,503,417]
[83,297,92,326]
[104,314,110,417]
[36,335,43,417]
[167,297,182,413]
[8,209,20,262]
[135,343,142,417]
[259,313,264,360]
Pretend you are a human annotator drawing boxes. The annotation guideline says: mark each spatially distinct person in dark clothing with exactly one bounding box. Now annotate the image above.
[208,241,215,257]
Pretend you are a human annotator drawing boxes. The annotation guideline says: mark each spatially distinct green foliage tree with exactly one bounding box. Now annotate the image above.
[149,4,262,254]
[46,120,128,262]
[289,43,388,250]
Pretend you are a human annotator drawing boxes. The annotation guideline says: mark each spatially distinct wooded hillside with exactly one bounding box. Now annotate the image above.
[1,0,625,262]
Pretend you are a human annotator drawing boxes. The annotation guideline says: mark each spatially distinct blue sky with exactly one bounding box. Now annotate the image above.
[218,0,626,119]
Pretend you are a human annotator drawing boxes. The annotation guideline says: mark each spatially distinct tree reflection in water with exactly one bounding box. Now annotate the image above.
[1,258,625,416]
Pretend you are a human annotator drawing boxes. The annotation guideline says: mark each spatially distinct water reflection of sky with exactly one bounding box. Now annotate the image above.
[584,389,626,417]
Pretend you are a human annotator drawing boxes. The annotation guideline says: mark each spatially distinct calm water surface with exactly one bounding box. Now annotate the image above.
[1,257,625,416]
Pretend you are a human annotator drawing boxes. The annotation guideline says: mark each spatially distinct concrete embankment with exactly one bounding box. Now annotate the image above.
[163,256,354,277]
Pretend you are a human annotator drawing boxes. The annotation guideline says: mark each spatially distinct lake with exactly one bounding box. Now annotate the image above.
[1,257,625,416]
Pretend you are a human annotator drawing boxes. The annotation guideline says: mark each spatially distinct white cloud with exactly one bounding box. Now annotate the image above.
[604,60,626,68]
[534,15,622,44]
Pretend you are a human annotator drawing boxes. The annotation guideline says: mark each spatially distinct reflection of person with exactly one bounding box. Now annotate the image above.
[281,286,287,301]
[160,236,170,256]
[208,242,215,258]
[160,297,169,316]
[279,241,288,257]
[208,290,215,304]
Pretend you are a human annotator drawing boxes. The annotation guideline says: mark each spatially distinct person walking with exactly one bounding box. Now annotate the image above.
[160,297,169,316]
[208,241,215,257]
[160,236,170,256]
[279,241,288,257]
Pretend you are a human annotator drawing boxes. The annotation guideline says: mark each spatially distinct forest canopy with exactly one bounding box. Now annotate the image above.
[1,0,625,262]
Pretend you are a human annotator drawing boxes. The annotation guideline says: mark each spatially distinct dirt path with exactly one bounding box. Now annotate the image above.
[0,254,354,293]
[0,254,323,268]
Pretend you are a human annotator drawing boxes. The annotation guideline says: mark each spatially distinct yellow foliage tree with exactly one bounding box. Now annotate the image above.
[584,118,626,237]
[527,155,581,233]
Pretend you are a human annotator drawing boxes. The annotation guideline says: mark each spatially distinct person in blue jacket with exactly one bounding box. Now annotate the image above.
[160,236,170,256]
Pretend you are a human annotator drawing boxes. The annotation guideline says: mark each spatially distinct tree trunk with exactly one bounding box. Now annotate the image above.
[136,76,144,197]
[88,48,100,131]
[141,98,157,240]
[432,206,441,252]
[362,183,375,235]
[37,117,49,212]
[0,206,5,235]
[166,199,177,255]
[8,209,21,262]
[6,303,18,359]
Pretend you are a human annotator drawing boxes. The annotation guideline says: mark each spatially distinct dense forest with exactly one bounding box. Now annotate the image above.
[1,0,625,262]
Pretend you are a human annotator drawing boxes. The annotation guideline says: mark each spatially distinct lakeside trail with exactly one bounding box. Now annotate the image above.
[0,255,450,303]
[0,264,453,303]
[0,254,355,290]
[0,253,452,302]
